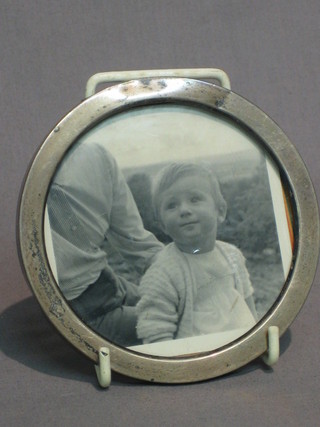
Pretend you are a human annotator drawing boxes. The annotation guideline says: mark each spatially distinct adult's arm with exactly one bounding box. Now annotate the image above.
[105,150,163,273]
[47,141,162,299]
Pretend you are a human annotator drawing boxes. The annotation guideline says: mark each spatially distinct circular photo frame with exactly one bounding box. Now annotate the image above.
[18,77,319,383]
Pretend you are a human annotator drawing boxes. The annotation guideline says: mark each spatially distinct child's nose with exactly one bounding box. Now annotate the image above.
[179,202,192,216]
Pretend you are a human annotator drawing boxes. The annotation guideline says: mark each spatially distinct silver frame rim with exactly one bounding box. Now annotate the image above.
[18,78,320,383]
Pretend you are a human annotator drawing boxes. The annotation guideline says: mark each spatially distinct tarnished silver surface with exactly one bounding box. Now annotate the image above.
[18,78,319,383]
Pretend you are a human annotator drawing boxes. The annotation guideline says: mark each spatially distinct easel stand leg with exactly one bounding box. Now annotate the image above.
[95,347,111,388]
[262,326,280,367]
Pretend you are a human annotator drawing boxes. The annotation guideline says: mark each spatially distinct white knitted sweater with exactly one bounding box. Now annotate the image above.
[136,241,254,343]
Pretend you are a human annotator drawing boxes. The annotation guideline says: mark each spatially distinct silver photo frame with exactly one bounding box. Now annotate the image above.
[18,77,319,383]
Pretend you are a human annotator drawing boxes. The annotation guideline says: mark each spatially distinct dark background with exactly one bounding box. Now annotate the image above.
[1,2,319,425]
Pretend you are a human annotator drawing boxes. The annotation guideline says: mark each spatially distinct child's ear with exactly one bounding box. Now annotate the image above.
[154,218,168,234]
[158,220,168,234]
[217,204,227,224]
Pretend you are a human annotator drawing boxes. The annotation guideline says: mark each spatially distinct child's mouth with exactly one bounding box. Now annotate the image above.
[180,221,198,228]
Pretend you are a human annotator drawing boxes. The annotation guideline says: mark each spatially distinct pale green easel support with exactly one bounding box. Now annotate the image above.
[85,69,279,388]
[263,326,280,366]
[95,347,111,388]
[85,68,231,98]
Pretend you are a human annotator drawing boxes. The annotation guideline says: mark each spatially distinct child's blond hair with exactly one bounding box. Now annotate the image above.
[152,162,227,224]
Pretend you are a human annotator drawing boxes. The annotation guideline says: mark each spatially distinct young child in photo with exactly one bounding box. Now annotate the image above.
[136,162,257,343]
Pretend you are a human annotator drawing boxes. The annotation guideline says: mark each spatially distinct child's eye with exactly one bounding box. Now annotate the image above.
[190,195,201,203]
[166,202,177,210]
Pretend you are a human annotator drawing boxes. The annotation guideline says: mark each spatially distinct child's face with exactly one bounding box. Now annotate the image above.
[159,174,222,253]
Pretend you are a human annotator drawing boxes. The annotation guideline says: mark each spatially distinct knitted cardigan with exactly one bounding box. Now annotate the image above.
[136,241,253,343]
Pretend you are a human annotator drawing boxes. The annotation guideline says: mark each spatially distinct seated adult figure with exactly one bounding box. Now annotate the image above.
[46,140,163,346]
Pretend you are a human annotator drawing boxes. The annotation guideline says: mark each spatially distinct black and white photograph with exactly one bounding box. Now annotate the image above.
[45,104,292,356]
